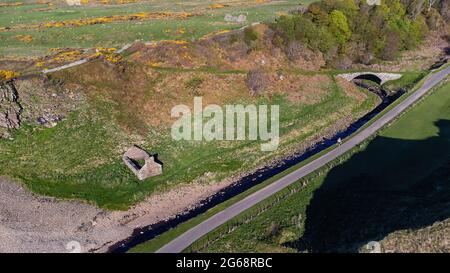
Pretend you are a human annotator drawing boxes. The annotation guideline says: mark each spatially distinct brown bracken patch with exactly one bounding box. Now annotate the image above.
[335,77,367,102]
[278,74,332,105]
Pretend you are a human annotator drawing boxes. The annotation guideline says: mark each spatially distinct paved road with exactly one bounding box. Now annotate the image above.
[42,59,88,74]
[157,66,450,253]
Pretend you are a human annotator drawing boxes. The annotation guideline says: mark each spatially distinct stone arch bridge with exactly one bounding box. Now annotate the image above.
[337,72,403,85]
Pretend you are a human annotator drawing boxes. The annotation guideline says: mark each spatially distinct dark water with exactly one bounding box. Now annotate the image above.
[109,85,405,253]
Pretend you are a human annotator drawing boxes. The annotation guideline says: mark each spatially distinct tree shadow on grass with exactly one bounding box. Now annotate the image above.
[285,119,450,252]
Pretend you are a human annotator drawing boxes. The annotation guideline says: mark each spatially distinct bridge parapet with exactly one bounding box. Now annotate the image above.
[337,72,402,85]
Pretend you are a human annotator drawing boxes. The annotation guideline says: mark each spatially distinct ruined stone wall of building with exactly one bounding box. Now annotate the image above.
[122,146,162,181]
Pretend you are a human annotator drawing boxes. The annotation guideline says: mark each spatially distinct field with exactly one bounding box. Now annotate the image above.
[127,68,428,253]
[0,57,380,210]
[0,0,316,57]
[187,77,450,253]
[0,0,383,213]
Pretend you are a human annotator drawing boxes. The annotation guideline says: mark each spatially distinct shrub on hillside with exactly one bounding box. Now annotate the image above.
[286,41,315,62]
[185,77,204,96]
[440,0,450,22]
[245,69,268,96]
[267,222,280,237]
[244,27,259,47]
[0,70,19,81]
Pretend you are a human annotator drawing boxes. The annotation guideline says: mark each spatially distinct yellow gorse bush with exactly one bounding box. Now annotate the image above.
[45,48,121,64]
[176,28,186,34]
[92,47,122,63]
[148,40,189,46]
[40,12,194,29]
[0,70,19,81]
[52,50,83,62]
[117,0,140,3]
[208,4,229,9]
[35,61,45,67]
[149,61,164,67]
[200,29,230,40]
[15,35,33,43]
[84,0,141,4]
[0,11,195,32]
[0,2,23,8]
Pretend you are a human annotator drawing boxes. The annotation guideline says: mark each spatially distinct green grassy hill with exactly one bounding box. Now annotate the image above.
[0,0,316,57]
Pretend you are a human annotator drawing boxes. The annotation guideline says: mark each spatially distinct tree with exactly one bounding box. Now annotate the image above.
[406,0,426,19]
[405,16,428,49]
[308,3,330,25]
[329,10,352,45]
[293,16,319,44]
[316,26,337,53]
[269,0,431,65]
[272,15,297,42]
[334,0,359,21]
[380,28,402,60]
[427,0,438,11]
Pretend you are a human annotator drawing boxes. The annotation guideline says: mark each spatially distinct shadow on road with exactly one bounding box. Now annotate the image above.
[285,119,450,252]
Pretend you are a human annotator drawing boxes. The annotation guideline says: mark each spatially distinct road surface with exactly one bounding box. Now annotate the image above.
[42,59,88,74]
[157,66,450,253]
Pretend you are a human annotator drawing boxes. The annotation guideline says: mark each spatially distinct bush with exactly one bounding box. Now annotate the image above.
[0,70,19,81]
[185,77,204,96]
[229,33,239,44]
[286,41,315,61]
[267,222,280,237]
[245,70,268,96]
[426,8,443,30]
[243,26,259,47]
[331,54,352,69]
[329,10,352,45]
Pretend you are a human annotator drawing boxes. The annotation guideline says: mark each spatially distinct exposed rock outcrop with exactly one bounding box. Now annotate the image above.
[0,81,22,137]
[245,69,269,95]
[13,76,85,128]
[440,0,450,22]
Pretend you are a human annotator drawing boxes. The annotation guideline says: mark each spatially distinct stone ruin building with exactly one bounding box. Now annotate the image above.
[122,146,163,181]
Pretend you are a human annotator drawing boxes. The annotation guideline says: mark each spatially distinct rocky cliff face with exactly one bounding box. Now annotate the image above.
[0,81,22,137]
[441,0,450,22]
